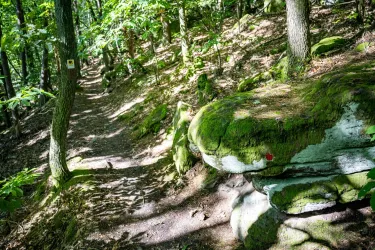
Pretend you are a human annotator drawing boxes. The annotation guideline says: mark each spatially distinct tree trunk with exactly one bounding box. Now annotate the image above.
[125,28,136,59]
[15,0,28,86]
[237,0,243,19]
[179,1,189,63]
[74,0,82,78]
[149,33,155,55]
[161,12,172,45]
[0,21,21,137]
[355,0,365,24]
[50,0,78,187]
[0,65,11,128]
[285,0,311,77]
[39,45,50,106]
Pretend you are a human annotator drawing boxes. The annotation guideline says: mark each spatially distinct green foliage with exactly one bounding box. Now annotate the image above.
[0,168,40,213]
[0,87,55,110]
[358,126,375,210]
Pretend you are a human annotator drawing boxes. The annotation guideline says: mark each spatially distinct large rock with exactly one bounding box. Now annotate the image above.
[311,36,346,56]
[253,171,371,214]
[189,65,375,215]
[189,70,375,175]
[231,187,373,249]
[172,102,197,174]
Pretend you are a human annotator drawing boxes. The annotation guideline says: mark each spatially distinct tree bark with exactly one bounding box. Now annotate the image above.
[15,0,28,86]
[0,64,11,128]
[355,0,365,24]
[179,1,189,63]
[74,0,82,77]
[50,0,78,187]
[161,11,172,45]
[0,21,21,137]
[285,0,311,77]
[237,0,243,19]
[39,45,50,106]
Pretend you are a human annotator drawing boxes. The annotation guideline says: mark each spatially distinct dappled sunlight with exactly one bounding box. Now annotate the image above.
[109,97,145,119]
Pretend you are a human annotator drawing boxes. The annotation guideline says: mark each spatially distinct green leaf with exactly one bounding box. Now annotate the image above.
[21,99,31,107]
[366,126,375,135]
[371,194,375,211]
[367,168,375,179]
[358,181,375,198]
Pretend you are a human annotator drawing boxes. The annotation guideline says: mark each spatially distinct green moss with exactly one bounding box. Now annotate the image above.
[197,74,216,105]
[194,57,205,69]
[64,217,78,243]
[189,62,375,173]
[272,57,288,81]
[355,42,373,52]
[270,172,370,214]
[271,181,337,214]
[311,36,346,56]
[172,102,197,174]
[244,208,282,249]
[137,104,168,138]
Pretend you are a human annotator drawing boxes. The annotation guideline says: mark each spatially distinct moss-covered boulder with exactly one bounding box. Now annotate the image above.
[172,102,197,174]
[231,187,370,249]
[189,66,375,175]
[137,104,168,138]
[264,0,285,13]
[253,171,371,214]
[311,36,346,56]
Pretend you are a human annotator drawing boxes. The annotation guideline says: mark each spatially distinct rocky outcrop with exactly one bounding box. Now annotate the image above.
[172,102,197,174]
[189,63,375,216]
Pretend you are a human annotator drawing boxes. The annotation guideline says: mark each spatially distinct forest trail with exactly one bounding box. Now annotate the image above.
[0,63,245,249]
[59,63,246,249]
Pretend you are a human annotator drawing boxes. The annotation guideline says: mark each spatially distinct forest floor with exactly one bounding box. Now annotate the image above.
[0,62,248,250]
[1,4,375,249]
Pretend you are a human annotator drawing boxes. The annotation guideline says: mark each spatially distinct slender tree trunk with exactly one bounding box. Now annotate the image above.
[285,0,311,77]
[237,0,243,19]
[161,11,172,45]
[39,45,50,106]
[179,1,189,63]
[0,21,21,137]
[149,33,155,55]
[74,0,82,77]
[15,0,28,86]
[0,65,11,128]
[355,0,365,24]
[126,28,136,59]
[50,0,78,187]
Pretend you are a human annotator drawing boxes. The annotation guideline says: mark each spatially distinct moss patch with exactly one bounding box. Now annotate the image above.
[270,172,370,214]
[172,102,197,174]
[311,36,346,56]
[137,104,168,138]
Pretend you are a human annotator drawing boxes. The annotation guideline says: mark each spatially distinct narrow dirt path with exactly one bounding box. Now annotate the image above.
[1,64,245,250]
[63,65,245,249]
